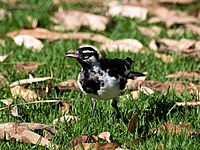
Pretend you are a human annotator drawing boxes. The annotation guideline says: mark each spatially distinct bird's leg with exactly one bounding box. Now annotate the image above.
[91,98,97,115]
[112,97,123,121]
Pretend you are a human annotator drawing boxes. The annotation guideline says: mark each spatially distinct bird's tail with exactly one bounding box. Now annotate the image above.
[127,71,145,79]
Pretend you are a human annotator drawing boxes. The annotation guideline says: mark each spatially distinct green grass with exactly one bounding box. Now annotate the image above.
[0,0,200,149]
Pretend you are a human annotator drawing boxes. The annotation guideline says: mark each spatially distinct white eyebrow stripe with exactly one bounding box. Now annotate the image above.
[82,50,95,53]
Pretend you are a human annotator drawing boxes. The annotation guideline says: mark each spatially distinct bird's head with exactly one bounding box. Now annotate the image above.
[66,47,99,67]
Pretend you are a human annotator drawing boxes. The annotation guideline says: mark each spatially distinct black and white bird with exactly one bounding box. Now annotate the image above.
[66,47,144,120]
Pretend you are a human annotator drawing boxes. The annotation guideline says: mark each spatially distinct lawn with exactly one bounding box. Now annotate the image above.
[0,0,200,149]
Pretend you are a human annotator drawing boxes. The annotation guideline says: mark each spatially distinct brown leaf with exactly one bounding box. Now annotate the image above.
[154,52,174,63]
[150,7,198,26]
[126,79,200,93]
[176,101,200,106]
[56,80,80,91]
[52,114,80,126]
[139,86,154,95]
[7,28,112,43]
[14,62,45,73]
[60,102,71,115]
[185,24,200,37]
[130,91,140,100]
[101,39,143,53]
[17,130,58,149]
[138,26,161,38]
[108,5,148,20]
[0,98,13,106]
[151,123,200,135]
[10,105,21,117]
[10,86,38,102]
[0,122,58,148]
[98,132,111,142]
[68,135,99,147]
[74,142,119,150]
[128,115,138,132]
[158,0,195,4]
[10,75,52,87]
[13,35,44,52]
[166,71,200,80]
[0,74,9,85]
[53,10,108,31]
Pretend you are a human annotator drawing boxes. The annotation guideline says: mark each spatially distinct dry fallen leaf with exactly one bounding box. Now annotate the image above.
[149,39,158,51]
[126,79,200,93]
[52,114,80,125]
[158,0,195,4]
[101,39,143,53]
[128,115,138,132]
[74,142,119,150]
[68,135,99,147]
[53,10,108,31]
[151,123,200,135]
[130,91,140,100]
[56,80,79,91]
[10,75,52,87]
[138,26,161,38]
[139,86,154,95]
[0,98,13,106]
[108,5,148,20]
[185,24,200,37]
[0,122,58,149]
[14,62,45,73]
[10,105,21,117]
[10,86,38,102]
[13,34,44,51]
[166,71,200,80]
[176,101,200,106]
[7,28,112,43]
[98,132,111,142]
[60,102,71,115]
[150,7,198,26]
[154,52,174,63]
[0,74,9,85]
[0,52,13,63]
[26,15,38,28]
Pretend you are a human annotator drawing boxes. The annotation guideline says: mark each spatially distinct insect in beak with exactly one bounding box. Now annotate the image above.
[65,50,79,58]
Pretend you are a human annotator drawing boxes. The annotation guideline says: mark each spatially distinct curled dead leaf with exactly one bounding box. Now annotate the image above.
[13,35,44,51]
[166,71,200,80]
[98,131,111,142]
[130,91,140,100]
[0,98,13,106]
[75,142,119,150]
[151,123,200,135]
[60,102,71,115]
[14,62,45,73]
[53,10,108,31]
[154,52,174,63]
[68,135,99,147]
[150,7,198,26]
[7,28,112,43]
[56,80,79,91]
[52,114,80,126]
[138,26,161,38]
[101,39,143,53]
[10,105,21,117]
[108,5,148,20]
[10,86,38,102]
[186,24,200,36]
[0,122,58,148]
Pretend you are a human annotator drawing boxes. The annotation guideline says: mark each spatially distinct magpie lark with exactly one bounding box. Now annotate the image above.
[66,47,144,120]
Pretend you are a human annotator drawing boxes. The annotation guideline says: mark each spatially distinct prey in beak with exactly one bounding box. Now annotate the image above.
[65,50,79,58]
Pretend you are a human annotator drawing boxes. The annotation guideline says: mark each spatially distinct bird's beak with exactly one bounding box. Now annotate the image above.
[65,50,79,58]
